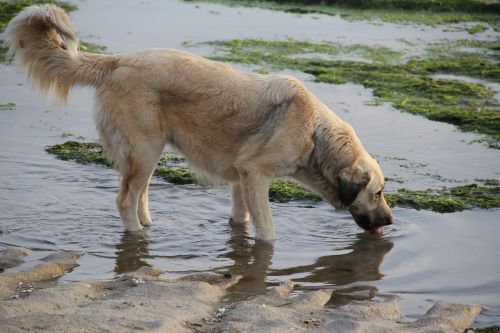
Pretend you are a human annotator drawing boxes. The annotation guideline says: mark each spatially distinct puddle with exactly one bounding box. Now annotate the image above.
[0,0,499,328]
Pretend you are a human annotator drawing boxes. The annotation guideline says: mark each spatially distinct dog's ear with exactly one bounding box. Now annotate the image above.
[337,166,370,207]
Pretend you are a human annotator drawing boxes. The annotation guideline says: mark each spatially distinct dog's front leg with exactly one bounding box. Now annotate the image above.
[138,174,153,226]
[237,169,276,242]
[230,182,250,224]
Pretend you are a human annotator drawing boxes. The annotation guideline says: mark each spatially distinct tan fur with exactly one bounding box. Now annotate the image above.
[6,5,392,241]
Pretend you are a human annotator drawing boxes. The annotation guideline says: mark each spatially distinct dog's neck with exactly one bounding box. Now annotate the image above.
[293,114,363,209]
[314,113,363,170]
[294,161,343,209]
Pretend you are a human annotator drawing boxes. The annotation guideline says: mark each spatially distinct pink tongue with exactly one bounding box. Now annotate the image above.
[369,227,382,235]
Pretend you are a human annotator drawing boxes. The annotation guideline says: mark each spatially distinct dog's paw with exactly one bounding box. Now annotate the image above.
[140,217,153,227]
[124,223,143,233]
[229,216,249,225]
[230,210,250,224]
[138,210,153,227]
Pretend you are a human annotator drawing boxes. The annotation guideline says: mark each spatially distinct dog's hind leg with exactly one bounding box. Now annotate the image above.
[116,143,163,232]
[230,182,250,224]
[237,169,275,242]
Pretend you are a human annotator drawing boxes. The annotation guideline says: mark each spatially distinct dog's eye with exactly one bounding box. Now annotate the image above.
[375,190,382,198]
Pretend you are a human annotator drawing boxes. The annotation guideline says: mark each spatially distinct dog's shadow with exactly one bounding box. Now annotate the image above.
[113,222,393,304]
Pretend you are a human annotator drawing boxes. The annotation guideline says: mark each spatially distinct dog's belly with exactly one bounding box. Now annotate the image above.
[167,137,241,183]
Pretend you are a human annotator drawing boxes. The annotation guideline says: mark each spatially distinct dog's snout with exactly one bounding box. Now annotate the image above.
[351,209,393,232]
[384,214,393,226]
[381,203,393,226]
[386,219,393,226]
[375,216,392,228]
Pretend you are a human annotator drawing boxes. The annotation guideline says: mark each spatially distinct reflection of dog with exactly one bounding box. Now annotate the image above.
[114,232,151,274]
[273,233,394,285]
[6,5,392,241]
[225,231,393,304]
[224,220,274,297]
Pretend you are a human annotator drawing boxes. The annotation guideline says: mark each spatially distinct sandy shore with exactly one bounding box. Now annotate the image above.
[0,248,483,332]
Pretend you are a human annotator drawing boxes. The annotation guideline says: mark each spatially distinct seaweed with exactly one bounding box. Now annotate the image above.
[467,326,500,333]
[46,141,112,166]
[269,179,322,202]
[79,41,107,54]
[385,184,500,212]
[0,102,16,110]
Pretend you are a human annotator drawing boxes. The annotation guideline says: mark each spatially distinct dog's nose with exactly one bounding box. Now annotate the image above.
[375,219,391,228]
[376,215,392,227]
[384,209,394,226]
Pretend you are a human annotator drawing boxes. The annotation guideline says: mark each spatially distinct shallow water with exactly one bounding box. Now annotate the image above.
[1,0,500,327]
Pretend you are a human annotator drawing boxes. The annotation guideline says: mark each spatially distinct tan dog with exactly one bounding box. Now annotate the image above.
[6,5,393,241]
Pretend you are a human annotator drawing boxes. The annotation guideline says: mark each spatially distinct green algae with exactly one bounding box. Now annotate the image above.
[385,189,467,213]
[154,153,197,184]
[399,162,428,169]
[202,38,500,148]
[0,42,8,63]
[209,39,403,63]
[79,41,107,54]
[466,23,488,34]
[468,326,500,333]
[46,141,112,166]
[154,166,197,184]
[184,0,500,27]
[424,39,500,63]
[385,184,500,213]
[205,38,403,64]
[450,184,500,209]
[0,102,16,110]
[269,179,322,202]
[46,141,500,212]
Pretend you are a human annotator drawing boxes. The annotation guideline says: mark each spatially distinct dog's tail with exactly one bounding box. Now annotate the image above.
[4,4,118,104]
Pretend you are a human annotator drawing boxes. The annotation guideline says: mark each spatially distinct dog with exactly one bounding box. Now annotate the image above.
[5,5,393,241]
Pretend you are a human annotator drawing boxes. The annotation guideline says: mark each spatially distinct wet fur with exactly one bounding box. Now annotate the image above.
[5,5,392,241]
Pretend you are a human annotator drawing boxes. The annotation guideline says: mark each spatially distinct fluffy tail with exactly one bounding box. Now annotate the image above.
[4,4,118,104]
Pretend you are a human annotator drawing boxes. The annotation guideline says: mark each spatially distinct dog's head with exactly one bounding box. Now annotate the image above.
[337,153,393,234]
